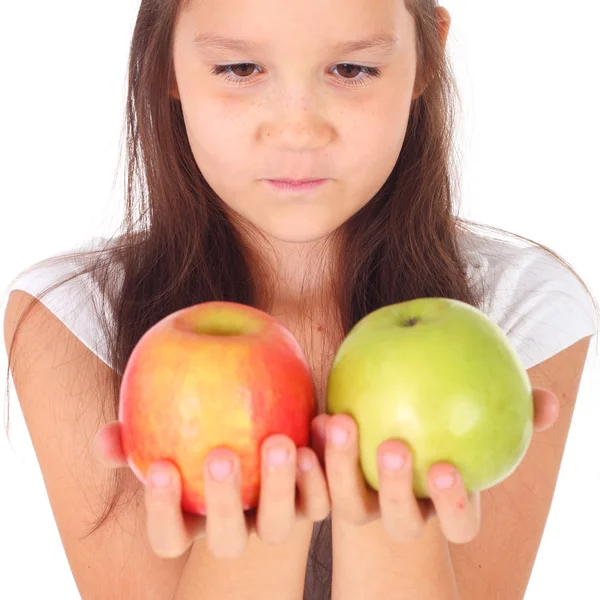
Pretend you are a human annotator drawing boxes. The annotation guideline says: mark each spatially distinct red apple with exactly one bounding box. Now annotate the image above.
[118,301,316,515]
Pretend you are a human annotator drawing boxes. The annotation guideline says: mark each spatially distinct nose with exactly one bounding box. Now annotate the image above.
[261,100,334,152]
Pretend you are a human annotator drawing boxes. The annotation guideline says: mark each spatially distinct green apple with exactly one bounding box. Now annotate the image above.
[326,297,534,498]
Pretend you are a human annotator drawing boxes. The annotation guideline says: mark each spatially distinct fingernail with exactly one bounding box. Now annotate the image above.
[267,447,289,467]
[209,459,233,481]
[149,469,172,489]
[434,473,456,490]
[298,454,314,473]
[381,453,405,471]
[329,425,349,446]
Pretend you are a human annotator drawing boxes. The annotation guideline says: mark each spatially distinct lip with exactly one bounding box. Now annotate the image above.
[264,179,330,193]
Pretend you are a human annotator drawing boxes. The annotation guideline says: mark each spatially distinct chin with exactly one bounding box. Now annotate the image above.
[266,226,337,245]
[260,213,345,244]
[221,184,360,243]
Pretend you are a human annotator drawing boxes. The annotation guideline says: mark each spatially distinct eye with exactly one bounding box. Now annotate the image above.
[210,63,382,87]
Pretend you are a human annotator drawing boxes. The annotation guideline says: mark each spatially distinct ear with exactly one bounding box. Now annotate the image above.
[411,7,452,101]
[436,7,452,48]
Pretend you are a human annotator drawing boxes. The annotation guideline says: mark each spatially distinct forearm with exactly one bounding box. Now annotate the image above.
[173,525,311,600]
[331,513,460,600]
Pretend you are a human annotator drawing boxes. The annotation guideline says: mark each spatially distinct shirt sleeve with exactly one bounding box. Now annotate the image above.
[483,246,598,371]
[1,238,114,371]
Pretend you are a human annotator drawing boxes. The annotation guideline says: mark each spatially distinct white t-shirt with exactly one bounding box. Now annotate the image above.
[1,228,598,599]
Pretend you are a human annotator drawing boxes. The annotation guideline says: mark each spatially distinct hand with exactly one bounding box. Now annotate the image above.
[311,387,559,545]
[93,422,331,559]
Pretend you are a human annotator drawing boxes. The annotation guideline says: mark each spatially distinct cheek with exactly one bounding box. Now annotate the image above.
[183,106,253,184]
[344,110,409,188]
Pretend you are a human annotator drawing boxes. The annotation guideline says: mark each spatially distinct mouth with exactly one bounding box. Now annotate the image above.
[263,179,330,193]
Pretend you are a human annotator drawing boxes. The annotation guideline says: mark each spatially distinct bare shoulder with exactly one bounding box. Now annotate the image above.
[4,290,189,599]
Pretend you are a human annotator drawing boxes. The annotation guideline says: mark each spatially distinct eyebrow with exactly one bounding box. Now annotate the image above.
[192,33,400,55]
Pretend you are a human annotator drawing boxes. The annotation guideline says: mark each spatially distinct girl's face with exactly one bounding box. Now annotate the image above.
[172,0,419,244]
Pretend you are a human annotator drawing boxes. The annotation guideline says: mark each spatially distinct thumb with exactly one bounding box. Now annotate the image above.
[93,421,129,468]
[532,387,560,433]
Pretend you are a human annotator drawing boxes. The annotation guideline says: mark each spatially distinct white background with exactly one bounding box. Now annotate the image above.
[1,1,599,598]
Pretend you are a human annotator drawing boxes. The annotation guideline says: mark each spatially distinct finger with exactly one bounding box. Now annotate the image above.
[376,440,427,543]
[296,446,331,521]
[325,414,379,524]
[256,435,297,544]
[93,422,128,468]
[203,448,248,559]
[532,388,559,432]
[311,414,329,467]
[427,463,481,544]
[145,460,200,558]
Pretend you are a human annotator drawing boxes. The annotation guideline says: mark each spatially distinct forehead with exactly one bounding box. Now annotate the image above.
[179,0,413,48]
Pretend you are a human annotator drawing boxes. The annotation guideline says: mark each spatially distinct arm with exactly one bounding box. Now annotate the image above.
[329,336,591,599]
[450,336,591,598]
[172,526,313,600]
[4,291,311,600]
[4,291,188,599]
[331,513,459,600]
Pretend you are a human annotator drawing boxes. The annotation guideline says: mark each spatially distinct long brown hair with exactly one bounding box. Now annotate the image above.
[4,1,598,598]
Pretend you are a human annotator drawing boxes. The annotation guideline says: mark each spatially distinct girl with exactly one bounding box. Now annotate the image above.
[3,0,598,598]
